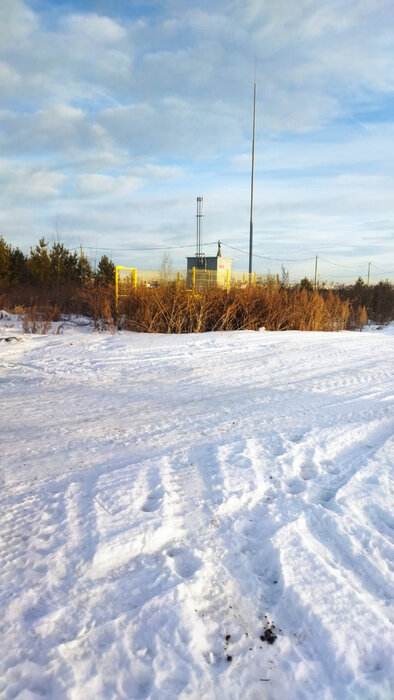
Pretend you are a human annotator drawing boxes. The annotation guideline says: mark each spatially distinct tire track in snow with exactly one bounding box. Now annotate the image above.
[272,513,394,696]
[277,415,394,507]
[159,447,279,686]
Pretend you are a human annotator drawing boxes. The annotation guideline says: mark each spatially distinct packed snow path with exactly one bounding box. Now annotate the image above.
[0,319,393,699]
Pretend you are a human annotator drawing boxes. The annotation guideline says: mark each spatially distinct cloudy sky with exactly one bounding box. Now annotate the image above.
[1,0,394,281]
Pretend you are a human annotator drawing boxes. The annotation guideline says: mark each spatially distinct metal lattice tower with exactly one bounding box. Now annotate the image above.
[196,196,204,266]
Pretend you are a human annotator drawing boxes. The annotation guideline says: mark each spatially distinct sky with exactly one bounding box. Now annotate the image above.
[1,0,394,283]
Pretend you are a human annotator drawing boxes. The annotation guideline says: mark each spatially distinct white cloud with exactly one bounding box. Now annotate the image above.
[22,170,66,198]
[0,62,21,89]
[141,164,185,181]
[77,173,142,196]
[0,0,38,46]
[63,13,127,43]
[0,103,112,156]
[0,0,393,279]
[0,160,66,200]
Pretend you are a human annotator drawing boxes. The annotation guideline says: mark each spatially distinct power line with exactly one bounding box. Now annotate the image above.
[222,242,315,262]
[370,263,394,274]
[222,245,393,273]
[318,256,366,269]
[13,239,394,277]
[326,273,371,279]
[69,242,218,252]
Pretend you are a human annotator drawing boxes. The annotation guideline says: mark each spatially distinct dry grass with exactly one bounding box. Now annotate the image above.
[73,282,115,331]
[1,280,368,334]
[21,304,60,334]
[120,282,358,333]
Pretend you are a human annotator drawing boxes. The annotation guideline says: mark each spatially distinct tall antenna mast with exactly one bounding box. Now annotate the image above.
[249,66,257,275]
[196,196,204,266]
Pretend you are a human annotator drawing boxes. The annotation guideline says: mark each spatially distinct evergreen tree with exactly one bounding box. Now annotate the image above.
[372,280,393,325]
[0,237,10,282]
[300,277,314,292]
[49,243,79,283]
[77,249,93,283]
[96,255,115,284]
[28,238,51,285]
[9,247,28,285]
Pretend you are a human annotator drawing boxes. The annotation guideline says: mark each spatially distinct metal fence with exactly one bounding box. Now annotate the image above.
[115,266,272,311]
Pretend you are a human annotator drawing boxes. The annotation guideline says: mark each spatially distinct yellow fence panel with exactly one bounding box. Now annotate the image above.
[116,266,273,312]
[115,266,137,313]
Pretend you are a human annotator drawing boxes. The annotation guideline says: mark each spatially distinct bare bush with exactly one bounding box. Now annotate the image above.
[21,304,60,334]
[74,282,115,331]
[119,282,358,334]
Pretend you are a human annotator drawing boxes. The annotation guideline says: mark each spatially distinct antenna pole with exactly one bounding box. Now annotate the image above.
[196,196,204,266]
[249,77,256,276]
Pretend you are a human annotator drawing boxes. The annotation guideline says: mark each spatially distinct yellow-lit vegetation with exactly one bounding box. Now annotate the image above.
[116,281,365,333]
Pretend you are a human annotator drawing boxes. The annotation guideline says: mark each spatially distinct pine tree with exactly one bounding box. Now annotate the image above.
[95,255,115,284]
[300,277,313,292]
[9,247,28,285]
[0,237,10,282]
[27,238,51,284]
[49,243,79,283]
[78,249,93,283]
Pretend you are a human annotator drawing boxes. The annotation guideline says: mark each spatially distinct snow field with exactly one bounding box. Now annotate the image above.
[0,317,393,699]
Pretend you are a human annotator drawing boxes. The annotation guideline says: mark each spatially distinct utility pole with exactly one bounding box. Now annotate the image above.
[367,261,371,286]
[249,74,256,276]
[314,255,318,291]
[80,245,85,283]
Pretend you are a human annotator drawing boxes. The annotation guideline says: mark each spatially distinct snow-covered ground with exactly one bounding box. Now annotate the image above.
[0,313,393,700]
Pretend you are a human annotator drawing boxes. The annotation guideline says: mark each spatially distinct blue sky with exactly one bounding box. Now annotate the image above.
[1,0,394,282]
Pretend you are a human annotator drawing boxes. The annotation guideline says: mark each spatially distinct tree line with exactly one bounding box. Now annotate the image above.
[0,237,115,286]
[0,236,392,326]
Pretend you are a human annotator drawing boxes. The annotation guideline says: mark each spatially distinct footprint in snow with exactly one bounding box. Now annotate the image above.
[288,433,305,444]
[284,478,305,495]
[141,488,163,513]
[300,462,317,480]
[321,459,340,475]
[308,485,336,504]
[166,547,201,579]
[318,486,336,502]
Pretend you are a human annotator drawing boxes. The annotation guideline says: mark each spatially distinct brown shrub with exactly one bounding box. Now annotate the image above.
[119,282,358,334]
[21,303,60,334]
[73,282,115,331]
[2,278,366,334]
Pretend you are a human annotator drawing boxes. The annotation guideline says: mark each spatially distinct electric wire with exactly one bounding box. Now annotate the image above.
[20,240,393,277]
[221,242,315,262]
[222,244,393,274]
[318,256,366,269]
[370,263,394,274]
[70,241,219,252]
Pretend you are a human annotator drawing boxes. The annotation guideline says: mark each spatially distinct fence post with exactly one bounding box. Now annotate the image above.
[226,269,230,293]
[115,266,119,315]
[192,266,196,293]
[133,268,137,289]
[253,272,257,287]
